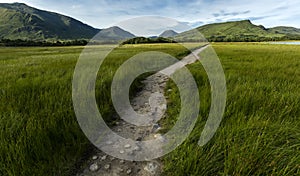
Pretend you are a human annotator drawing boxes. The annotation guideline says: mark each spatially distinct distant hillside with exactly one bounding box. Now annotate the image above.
[175,20,300,42]
[159,30,178,38]
[268,26,300,35]
[93,26,135,43]
[0,3,135,42]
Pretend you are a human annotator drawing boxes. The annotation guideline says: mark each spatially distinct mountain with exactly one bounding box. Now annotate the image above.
[0,3,135,42]
[1,3,299,43]
[0,3,100,40]
[93,26,135,42]
[159,30,178,38]
[175,20,300,42]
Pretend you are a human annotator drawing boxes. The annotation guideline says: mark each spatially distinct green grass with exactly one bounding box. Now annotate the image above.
[161,43,300,175]
[1,43,299,175]
[0,44,190,175]
[0,46,86,175]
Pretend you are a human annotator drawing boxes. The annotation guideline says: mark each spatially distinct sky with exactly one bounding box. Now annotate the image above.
[1,0,300,36]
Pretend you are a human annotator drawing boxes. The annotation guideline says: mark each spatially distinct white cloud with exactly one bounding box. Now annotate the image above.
[174,0,300,28]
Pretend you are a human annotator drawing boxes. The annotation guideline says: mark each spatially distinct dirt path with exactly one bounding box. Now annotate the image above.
[77,45,208,176]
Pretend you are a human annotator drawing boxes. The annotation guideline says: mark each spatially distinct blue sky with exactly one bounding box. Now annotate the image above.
[1,0,300,35]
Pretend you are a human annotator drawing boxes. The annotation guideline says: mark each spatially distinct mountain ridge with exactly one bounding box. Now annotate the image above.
[175,20,300,42]
[0,3,99,40]
[0,3,135,42]
[1,3,300,42]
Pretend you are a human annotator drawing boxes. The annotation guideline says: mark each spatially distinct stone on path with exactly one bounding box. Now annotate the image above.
[144,162,159,175]
[106,140,113,145]
[89,163,99,172]
[126,168,132,174]
[104,164,110,170]
[151,124,161,132]
[124,144,131,148]
[101,155,107,160]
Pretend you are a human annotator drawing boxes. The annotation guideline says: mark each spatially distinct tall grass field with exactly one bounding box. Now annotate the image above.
[0,44,190,175]
[162,43,300,175]
[0,43,299,175]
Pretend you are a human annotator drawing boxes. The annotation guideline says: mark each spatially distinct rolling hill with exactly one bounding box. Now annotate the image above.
[159,30,178,38]
[268,26,300,35]
[93,26,135,43]
[0,3,135,42]
[175,20,300,42]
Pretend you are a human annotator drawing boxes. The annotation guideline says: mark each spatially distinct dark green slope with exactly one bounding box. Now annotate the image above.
[0,3,100,40]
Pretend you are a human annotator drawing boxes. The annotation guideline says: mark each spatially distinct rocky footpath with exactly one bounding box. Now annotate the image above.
[76,46,207,176]
[77,72,169,176]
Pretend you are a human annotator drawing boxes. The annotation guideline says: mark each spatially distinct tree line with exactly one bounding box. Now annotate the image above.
[120,37,176,45]
[0,39,89,47]
[206,34,300,42]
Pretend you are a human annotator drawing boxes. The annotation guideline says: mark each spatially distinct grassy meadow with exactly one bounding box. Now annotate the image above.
[162,43,300,175]
[0,44,190,175]
[0,43,299,175]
